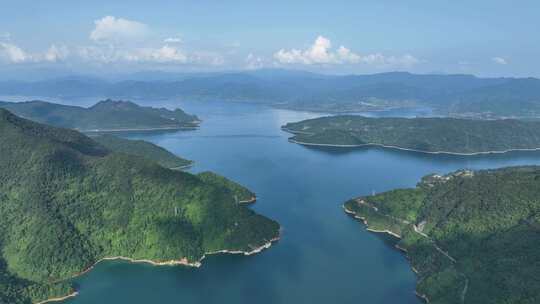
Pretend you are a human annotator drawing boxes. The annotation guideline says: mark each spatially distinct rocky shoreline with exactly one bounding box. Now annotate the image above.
[343,204,429,303]
[36,235,280,304]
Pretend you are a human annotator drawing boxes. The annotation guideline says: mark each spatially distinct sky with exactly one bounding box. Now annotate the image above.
[1,0,539,78]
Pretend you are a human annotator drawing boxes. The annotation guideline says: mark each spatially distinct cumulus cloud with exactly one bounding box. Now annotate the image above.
[492,57,507,65]
[274,36,419,67]
[0,42,70,64]
[274,36,357,64]
[189,51,224,66]
[245,53,265,69]
[127,45,188,63]
[44,45,69,62]
[90,16,149,43]
[0,42,29,63]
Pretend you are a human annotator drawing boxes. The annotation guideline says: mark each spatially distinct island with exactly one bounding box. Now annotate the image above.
[0,108,279,304]
[92,134,193,169]
[283,115,540,155]
[343,167,540,304]
[0,99,200,132]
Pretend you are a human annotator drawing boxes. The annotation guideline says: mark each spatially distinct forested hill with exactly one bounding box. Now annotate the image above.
[92,134,192,169]
[0,99,200,132]
[344,167,540,304]
[0,109,279,304]
[283,115,540,154]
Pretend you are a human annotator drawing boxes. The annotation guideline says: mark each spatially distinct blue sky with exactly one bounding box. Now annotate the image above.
[1,0,539,77]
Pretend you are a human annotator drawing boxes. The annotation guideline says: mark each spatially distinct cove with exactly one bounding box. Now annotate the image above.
[58,100,540,304]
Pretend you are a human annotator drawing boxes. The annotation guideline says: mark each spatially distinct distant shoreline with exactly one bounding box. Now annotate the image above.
[36,235,279,304]
[82,124,199,133]
[282,127,540,156]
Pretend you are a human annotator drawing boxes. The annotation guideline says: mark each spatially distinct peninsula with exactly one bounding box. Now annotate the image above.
[0,99,200,132]
[0,109,279,304]
[283,115,540,155]
[344,167,540,304]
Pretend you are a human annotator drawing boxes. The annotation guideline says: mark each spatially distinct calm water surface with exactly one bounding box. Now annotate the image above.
[59,101,540,304]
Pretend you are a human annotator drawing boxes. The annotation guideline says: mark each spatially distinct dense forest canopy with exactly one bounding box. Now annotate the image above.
[284,115,540,154]
[92,134,192,169]
[0,109,279,304]
[344,167,540,304]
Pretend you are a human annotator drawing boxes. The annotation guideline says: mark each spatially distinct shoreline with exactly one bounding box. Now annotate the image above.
[283,128,540,156]
[82,124,200,133]
[36,235,279,304]
[238,196,257,204]
[35,292,79,304]
[343,204,429,303]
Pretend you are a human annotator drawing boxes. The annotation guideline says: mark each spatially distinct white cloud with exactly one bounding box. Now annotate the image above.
[189,51,224,66]
[44,45,69,62]
[492,57,507,65]
[90,16,149,43]
[164,37,182,43]
[245,53,264,69]
[274,36,353,64]
[274,35,419,68]
[127,45,188,63]
[0,42,29,63]
[0,42,71,64]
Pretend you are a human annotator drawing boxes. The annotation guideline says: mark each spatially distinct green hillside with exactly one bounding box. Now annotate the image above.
[197,172,256,203]
[284,115,540,154]
[344,167,540,304]
[92,134,192,169]
[0,109,279,304]
[0,99,200,132]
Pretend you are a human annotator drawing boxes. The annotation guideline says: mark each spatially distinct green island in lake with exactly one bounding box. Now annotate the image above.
[344,166,540,304]
[0,99,200,132]
[283,115,540,155]
[0,108,279,304]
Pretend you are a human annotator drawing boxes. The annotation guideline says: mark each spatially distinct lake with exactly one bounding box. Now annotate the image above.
[59,100,540,304]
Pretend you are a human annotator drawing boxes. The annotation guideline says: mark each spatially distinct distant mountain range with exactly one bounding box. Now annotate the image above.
[0,99,200,131]
[1,70,539,118]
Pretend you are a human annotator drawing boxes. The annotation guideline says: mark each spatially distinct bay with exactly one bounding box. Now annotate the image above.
[51,100,540,304]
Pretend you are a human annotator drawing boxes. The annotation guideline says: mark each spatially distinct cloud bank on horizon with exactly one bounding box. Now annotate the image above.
[0,16,420,71]
[0,0,537,78]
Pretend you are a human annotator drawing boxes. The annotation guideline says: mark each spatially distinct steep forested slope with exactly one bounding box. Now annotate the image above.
[344,167,540,304]
[0,109,278,303]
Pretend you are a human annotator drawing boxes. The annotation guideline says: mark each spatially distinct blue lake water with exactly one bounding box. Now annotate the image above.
[55,100,540,304]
